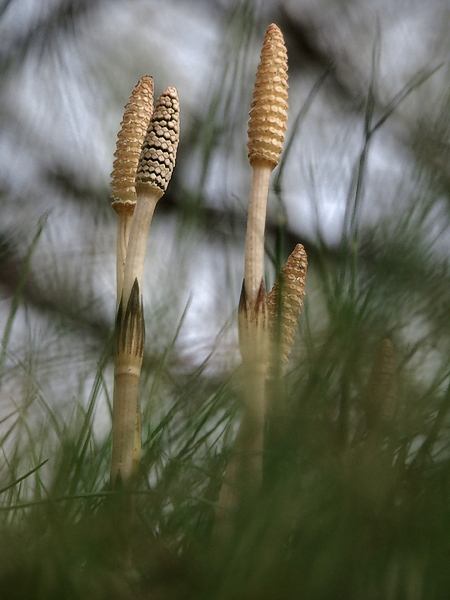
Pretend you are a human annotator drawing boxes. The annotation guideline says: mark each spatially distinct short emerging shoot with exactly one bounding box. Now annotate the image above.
[267,244,308,379]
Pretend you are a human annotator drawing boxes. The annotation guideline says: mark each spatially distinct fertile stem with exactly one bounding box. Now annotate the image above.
[111,278,145,487]
[110,87,180,490]
[215,24,288,538]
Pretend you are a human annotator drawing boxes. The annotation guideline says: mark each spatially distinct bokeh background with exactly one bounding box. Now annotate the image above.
[0,0,449,456]
[3,2,450,598]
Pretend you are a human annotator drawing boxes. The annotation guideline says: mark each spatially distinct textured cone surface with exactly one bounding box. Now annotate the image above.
[136,87,180,194]
[110,76,154,210]
[247,23,288,167]
[267,244,307,374]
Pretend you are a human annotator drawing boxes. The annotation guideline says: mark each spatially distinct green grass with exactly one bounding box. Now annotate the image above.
[1,12,450,599]
[2,171,450,599]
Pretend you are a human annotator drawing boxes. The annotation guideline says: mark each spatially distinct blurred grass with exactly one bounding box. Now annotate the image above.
[1,1,450,598]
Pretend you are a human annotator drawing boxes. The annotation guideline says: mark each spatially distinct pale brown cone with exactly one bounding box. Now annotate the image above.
[267,244,307,374]
[136,87,180,195]
[247,23,288,168]
[110,76,154,212]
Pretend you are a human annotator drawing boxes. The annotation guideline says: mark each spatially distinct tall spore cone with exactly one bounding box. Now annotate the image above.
[247,23,288,168]
[244,23,288,305]
[110,76,154,303]
[135,86,180,196]
[110,76,154,210]
[121,86,180,308]
[267,244,307,377]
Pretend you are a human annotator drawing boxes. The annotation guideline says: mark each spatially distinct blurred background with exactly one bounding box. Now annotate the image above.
[2,2,450,597]
[0,0,449,444]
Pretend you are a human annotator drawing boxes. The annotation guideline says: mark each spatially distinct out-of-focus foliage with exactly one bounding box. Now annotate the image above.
[1,0,450,598]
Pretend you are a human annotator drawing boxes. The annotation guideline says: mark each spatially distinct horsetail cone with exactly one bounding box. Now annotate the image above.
[121,86,180,309]
[244,24,288,306]
[110,76,154,303]
[267,244,307,375]
[135,86,180,195]
[247,23,288,168]
[110,76,154,211]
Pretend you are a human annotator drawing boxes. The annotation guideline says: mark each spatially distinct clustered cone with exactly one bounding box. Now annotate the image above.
[247,23,288,168]
[267,244,307,372]
[110,76,154,212]
[136,87,180,195]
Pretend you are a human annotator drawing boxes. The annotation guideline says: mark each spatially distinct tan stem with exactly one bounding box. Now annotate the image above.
[132,400,141,477]
[215,160,271,534]
[111,186,161,490]
[111,278,145,488]
[214,161,272,536]
[115,211,142,480]
[121,187,162,309]
[116,213,133,306]
[111,359,142,487]
[244,161,272,305]
[214,357,267,538]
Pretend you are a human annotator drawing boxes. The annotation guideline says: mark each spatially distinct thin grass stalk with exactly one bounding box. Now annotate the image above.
[0,216,47,383]
[364,338,397,433]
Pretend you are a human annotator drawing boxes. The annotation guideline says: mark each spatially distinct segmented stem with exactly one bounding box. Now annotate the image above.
[215,25,289,539]
[111,87,180,490]
[111,279,145,487]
